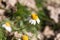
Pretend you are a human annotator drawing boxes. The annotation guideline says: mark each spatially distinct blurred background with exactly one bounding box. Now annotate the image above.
[0,0,60,40]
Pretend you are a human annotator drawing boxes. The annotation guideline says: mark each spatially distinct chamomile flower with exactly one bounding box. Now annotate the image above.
[29,11,40,25]
[2,22,12,32]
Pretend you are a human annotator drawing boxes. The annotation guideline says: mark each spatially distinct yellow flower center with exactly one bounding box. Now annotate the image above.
[22,35,28,40]
[5,22,10,27]
[31,13,38,20]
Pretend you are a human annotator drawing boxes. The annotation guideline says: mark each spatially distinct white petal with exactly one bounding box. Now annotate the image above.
[29,19,36,25]
[5,27,12,32]
[33,20,36,25]
[31,20,36,25]
[2,24,6,28]
[31,20,34,24]
[36,18,40,24]
[2,24,12,32]
[29,19,32,23]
